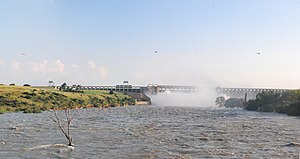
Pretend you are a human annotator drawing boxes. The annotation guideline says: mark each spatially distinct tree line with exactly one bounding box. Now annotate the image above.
[59,83,83,93]
[245,90,300,116]
[215,90,300,116]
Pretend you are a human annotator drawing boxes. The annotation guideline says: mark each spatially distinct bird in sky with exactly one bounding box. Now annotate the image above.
[256,52,261,55]
[154,50,158,54]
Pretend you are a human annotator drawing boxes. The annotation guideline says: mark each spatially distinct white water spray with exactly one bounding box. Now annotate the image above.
[147,88,218,107]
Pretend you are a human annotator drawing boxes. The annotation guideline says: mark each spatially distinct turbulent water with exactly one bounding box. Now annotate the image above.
[0,106,299,159]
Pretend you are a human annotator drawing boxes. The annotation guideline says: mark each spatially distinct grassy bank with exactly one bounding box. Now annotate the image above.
[0,85,136,114]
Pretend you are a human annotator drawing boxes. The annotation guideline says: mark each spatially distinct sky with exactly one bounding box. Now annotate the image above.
[0,0,300,88]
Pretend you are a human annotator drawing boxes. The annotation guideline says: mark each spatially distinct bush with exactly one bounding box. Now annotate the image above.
[224,98,244,108]
[245,90,300,116]
[286,102,300,116]
[23,84,31,87]
[40,106,48,111]
[260,104,274,112]
[245,100,258,111]
[89,97,103,107]
[21,95,32,99]
[23,107,41,113]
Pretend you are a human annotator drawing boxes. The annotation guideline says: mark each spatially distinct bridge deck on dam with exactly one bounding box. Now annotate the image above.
[147,84,198,94]
[79,85,142,93]
[58,84,199,94]
[216,87,296,99]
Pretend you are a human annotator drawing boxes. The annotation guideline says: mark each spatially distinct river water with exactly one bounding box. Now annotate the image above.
[0,105,299,159]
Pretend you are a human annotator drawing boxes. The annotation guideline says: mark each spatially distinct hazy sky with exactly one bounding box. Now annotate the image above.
[0,0,300,88]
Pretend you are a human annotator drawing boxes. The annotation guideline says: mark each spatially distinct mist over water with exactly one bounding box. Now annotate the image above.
[147,88,218,107]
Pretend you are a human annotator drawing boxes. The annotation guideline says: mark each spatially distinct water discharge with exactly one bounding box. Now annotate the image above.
[148,88,218,107]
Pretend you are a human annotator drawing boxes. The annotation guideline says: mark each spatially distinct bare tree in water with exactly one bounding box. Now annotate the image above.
[50,108,73,146]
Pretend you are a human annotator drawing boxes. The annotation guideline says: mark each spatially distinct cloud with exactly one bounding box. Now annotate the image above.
[88,60,97,69]
[31,60,64,73]
[32,60,48,72]
[11,60,21,72]
[0,60,4,67]
[52,60,64,73]
[99,66,108,79]
[86,60,108,81]
[71,64,80,68]
[2,59,106,85]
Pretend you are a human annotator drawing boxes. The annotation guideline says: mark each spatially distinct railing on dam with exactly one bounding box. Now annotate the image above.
[146,84,198,94]
[56,84,199,94]
[79,85,142,93]
[216,87,294,99]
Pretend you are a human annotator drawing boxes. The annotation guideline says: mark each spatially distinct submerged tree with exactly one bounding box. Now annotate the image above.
[50,108,73,146]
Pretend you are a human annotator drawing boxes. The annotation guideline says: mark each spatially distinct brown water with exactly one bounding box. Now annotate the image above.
[0,106,299,159]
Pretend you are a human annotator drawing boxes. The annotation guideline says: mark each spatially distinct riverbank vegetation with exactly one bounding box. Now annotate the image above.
[216,90,300,116]
[215,96,244,108]
[245,90,300,116]
[0,85,136,114]
[224,98,244,108]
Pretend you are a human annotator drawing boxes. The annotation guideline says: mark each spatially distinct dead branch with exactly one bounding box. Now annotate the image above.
[50,108,73,146]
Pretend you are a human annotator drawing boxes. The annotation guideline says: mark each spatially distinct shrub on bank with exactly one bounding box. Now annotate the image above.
[224,98,244,108]
[23,107,42,113]
[244,90,300,116]
[246,99,258,111]
[286,102,300,116]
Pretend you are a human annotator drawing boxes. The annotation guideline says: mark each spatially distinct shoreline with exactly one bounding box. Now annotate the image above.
[0,85,145,114]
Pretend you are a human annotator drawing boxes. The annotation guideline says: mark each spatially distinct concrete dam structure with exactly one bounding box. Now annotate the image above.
[57,83,296,104]
[58,84,199,105]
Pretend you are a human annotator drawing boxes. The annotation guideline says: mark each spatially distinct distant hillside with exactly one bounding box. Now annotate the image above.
[0,85,136,114]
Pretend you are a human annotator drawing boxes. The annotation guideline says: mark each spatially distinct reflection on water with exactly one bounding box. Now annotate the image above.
[0,106,299,158]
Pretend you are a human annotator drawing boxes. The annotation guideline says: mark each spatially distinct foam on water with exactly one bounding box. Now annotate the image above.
[25,144,74,151]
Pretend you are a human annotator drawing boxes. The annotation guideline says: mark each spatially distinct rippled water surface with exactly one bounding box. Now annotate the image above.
[0,106,299,159]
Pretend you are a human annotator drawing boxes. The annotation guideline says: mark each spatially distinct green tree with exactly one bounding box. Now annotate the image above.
[215,96,225,107]
[245,90,300,116]
[60,83,67,91]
